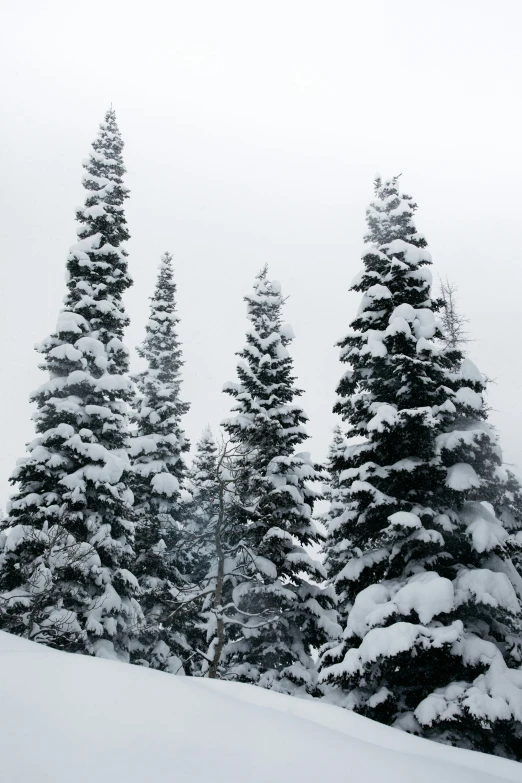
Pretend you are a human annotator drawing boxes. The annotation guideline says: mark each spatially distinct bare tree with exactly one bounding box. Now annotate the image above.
[438,276,470,352]
[160,435,281,679]
[156,436,243,677]
[206,440,232,678]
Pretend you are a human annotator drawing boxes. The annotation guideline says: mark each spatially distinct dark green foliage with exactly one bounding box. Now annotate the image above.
[221,268,339,693]
[129,252,194,673]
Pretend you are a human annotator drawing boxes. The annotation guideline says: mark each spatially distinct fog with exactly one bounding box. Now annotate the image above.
[1,0,521,506]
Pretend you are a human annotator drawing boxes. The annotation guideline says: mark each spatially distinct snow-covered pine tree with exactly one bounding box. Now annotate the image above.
[437,278,522,563]
[221,267,339,694]
[185,427,220,585]
[0,108,141,659]
[319,177,522,759]
[437,279,522,597]
[128,252,194,674]
[320,425,353,629]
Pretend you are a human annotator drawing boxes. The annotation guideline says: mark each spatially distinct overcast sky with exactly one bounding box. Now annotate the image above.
[1,0,521,507]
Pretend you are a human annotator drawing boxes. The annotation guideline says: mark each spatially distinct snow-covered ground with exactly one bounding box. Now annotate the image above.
[0,631,519,783]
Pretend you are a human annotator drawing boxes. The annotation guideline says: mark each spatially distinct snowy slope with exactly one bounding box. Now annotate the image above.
[0,631,519,783]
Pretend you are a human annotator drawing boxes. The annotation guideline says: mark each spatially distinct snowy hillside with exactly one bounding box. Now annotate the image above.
[0,632,519,783]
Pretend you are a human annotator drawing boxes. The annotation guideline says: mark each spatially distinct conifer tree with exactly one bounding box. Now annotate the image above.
[320,177,522,759]
[222,267,339,694]
[185,427,220,585]
[128,252,193,673]
[320,425,352,628]
[0,109,141,659]
[182,427,222,675]
[185,432,242,678]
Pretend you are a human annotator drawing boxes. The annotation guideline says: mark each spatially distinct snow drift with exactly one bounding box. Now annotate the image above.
[0,631,519,783]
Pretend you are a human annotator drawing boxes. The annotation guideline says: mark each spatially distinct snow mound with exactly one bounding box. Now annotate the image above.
[0,632,519,783]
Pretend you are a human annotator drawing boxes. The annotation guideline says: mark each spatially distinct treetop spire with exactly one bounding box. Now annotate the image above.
[0,108,139,660]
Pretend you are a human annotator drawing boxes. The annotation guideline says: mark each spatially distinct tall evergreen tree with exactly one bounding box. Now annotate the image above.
[221,267,340,694]
[320,425,353,630]
[185,427,220,585]
[0,109,141,659]
[128,252,193,674]
[319,177,522,759]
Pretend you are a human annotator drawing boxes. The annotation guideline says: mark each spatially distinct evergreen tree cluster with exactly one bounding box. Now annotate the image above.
[0,112,521,761]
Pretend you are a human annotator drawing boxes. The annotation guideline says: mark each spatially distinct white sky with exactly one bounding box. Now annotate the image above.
[1,0,521,507]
